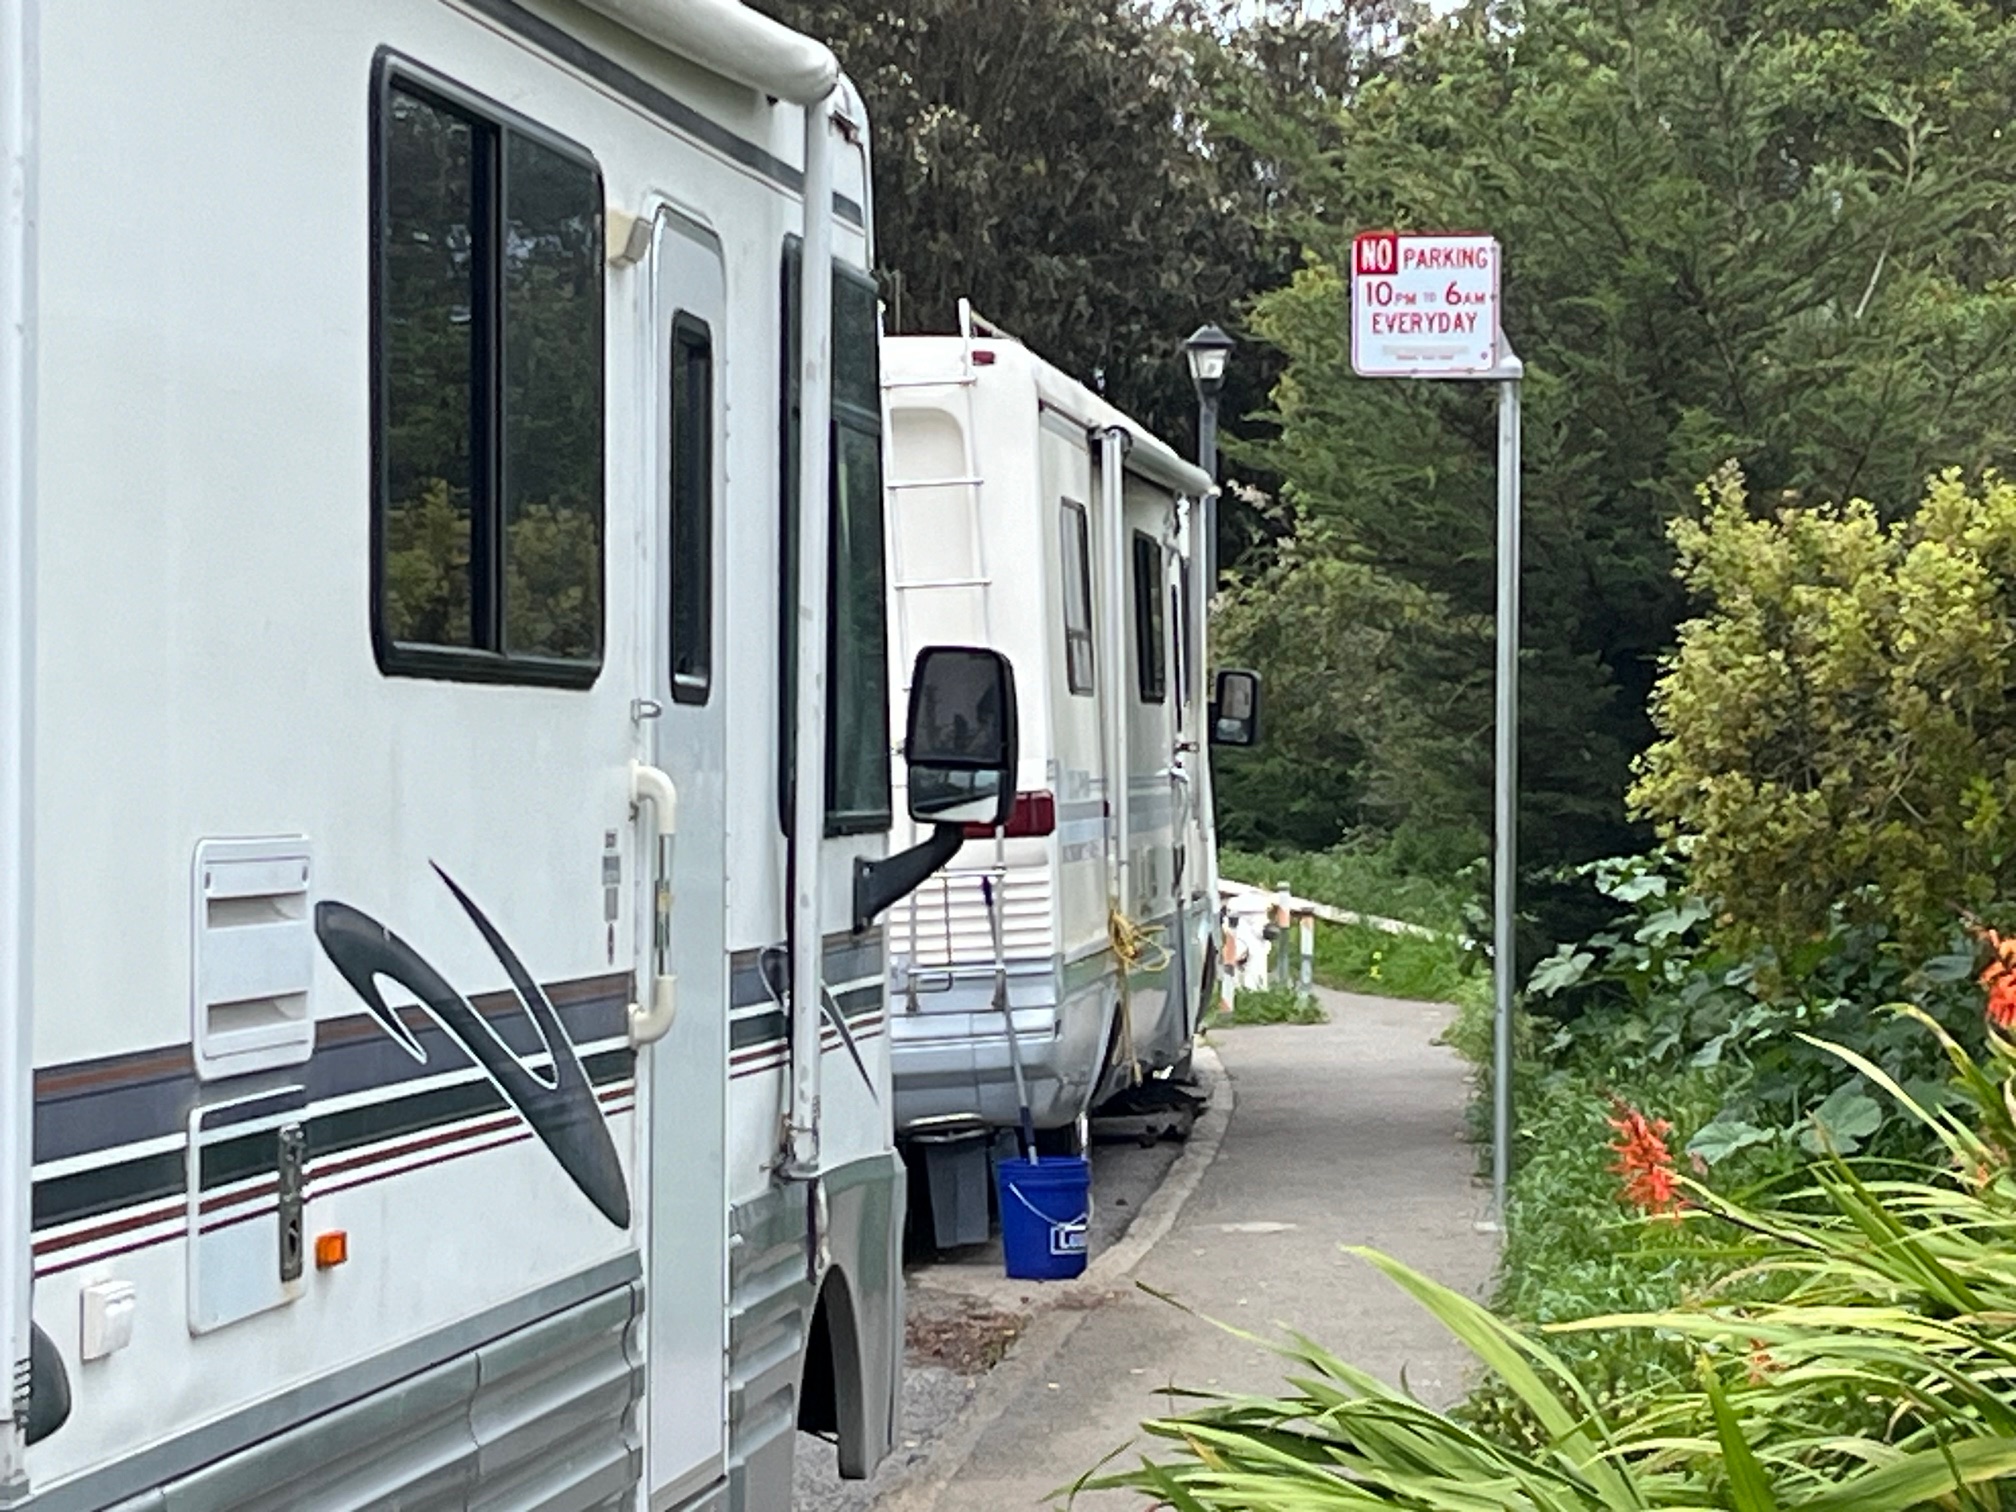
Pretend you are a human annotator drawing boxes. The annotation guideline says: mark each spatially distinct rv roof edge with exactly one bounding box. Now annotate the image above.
[1124,437,1212,503]
[575,0,840,104]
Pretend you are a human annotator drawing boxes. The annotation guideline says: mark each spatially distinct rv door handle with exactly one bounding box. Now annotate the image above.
[629,760,679,1047]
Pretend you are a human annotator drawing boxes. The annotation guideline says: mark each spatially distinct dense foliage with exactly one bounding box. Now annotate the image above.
[1216,0,2016,927]
[752,0,1292,462]
[1092,1011,2016,1508]
[1633,467,2016,955]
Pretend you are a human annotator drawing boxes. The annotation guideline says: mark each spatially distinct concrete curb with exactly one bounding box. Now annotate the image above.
[878,1045,1235,1512]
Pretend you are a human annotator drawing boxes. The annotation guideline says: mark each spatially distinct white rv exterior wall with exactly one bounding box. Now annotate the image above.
[882,335,1216,1138]
[19,3,900,1507]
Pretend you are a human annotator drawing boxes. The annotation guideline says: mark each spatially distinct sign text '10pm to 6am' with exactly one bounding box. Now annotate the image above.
[1350,231,1502,379]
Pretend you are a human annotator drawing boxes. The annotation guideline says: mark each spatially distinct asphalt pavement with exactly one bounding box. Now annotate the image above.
[901,988,1498,1509]
[794,1097,1192,1512]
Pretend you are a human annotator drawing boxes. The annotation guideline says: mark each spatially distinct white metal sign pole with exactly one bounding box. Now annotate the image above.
[1351,231,1521,1227]
[1488,348,1522,1231]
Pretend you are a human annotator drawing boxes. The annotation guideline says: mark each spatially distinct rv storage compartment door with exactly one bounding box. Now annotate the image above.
[190,837,315,1080]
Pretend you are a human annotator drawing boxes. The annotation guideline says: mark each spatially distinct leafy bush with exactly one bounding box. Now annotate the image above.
[1633,465,2016,955]
[1086,1014,2016,1508]
[1527,854,1983,1171]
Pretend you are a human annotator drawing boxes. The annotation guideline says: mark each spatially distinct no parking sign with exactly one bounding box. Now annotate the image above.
[1350,231,1501,377]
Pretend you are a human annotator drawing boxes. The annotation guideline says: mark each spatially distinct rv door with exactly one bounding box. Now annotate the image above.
[637,210,731,1505]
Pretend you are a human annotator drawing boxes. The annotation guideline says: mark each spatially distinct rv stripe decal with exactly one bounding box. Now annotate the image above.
[33,1083,637,1277]
[30,935,883,1234]
[31,1047,637,1233]
[33,972,630,1166]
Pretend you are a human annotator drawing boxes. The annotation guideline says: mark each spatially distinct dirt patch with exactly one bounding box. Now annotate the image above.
[905,1291,1029,1375]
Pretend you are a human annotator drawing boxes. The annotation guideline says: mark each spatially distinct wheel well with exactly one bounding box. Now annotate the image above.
[796,1269,869,1474]
[797,1289,838,1437]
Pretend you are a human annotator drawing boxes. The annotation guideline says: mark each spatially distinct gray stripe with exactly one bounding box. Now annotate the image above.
[22,1254,641,1512]
[729,933,884,1012]
[462,0,865,227]
[40,935,882,1165]
[34,988,627,1167]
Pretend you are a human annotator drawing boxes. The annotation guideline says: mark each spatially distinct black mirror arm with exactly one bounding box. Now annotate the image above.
[852,823,965,934]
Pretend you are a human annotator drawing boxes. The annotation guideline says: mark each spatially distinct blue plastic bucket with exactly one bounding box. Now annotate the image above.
[996,1155,1091,1280]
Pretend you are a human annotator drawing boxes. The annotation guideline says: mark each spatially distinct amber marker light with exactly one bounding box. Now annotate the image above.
[314,1231,349,1270]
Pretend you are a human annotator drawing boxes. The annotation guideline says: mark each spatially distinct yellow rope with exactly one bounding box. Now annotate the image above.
[1107,902,1171,1087]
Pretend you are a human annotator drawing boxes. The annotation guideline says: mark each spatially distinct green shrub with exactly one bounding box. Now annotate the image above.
[1526,854,1984,1172]
[1467,1058,1755,1442]
[1313,921,1480,1006]
[1633,464,2016,955]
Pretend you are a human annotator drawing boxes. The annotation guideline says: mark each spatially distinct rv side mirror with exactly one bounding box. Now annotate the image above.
[904,646,1018,828]
[852,646,1019,932]
[1209,668,1261,748]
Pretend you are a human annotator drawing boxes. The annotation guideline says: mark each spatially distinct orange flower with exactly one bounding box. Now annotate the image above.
[1607,1100,1682,1217]
[1978,929,2016,1030]
[1746,1338,1780,1385]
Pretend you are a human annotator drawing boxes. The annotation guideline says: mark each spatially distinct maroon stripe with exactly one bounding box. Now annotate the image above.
[33,1089,639,1274]
[310,1130,535,1201]
[37,1226,186,1279]
[198,1203,277,1238]
[32,1199,183,1256]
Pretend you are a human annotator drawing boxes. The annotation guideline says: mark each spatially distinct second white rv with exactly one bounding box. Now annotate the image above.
[881,316,1255,1242]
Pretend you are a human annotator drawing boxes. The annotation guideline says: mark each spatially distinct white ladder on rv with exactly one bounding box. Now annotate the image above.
[884,299,1004,987]
[884,296,1001,659]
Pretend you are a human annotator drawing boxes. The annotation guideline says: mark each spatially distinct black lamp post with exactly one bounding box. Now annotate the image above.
[1184,322,1235,590]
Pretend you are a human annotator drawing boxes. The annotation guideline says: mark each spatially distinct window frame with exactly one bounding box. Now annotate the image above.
[369,52,607,688]
[1132,529,1168,704]
[669,312,714,705]
[1059,500,1096,696]
[776,237,894,836]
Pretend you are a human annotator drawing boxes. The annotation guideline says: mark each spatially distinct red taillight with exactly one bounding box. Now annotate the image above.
[964,790,1056,839]
[973,349,997,366]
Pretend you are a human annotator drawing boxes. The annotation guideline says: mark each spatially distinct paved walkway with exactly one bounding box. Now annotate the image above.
[922,988,1498,1509]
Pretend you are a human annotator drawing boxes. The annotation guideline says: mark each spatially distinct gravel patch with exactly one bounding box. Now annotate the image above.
[794,1093,1199,1509]
[794,1361,980,1512]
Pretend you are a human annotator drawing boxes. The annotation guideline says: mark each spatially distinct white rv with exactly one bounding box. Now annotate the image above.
[880,317,1257,1242]
[0,2,1015,1508]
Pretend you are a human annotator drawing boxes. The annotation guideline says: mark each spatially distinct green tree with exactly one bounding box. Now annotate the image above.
[1233,0,2016,930]
[756,0,1261,445]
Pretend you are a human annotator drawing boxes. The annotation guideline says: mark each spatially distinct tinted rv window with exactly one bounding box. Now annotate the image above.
[778,239,894,835]
[374,68,604,685]
[1060,501,1095,695]
[1132,531,1167,704]
[670,315,713,703]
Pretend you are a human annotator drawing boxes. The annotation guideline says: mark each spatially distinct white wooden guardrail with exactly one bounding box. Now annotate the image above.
[1216,878,1440,1006]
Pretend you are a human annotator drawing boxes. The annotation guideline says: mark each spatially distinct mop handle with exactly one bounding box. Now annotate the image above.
[981,874,1039,1161]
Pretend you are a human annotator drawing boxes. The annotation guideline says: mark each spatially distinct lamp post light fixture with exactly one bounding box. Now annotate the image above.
[1183,322,1235,592]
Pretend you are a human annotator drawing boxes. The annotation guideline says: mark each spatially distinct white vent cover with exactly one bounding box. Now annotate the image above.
[190,837,315,1081]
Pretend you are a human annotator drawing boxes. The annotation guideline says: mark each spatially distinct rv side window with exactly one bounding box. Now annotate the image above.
[373,67,605,685]
[1060,502,1095,696]
[1132,531,1167,704]
[670,315,713,704]
[778,239,894,834]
